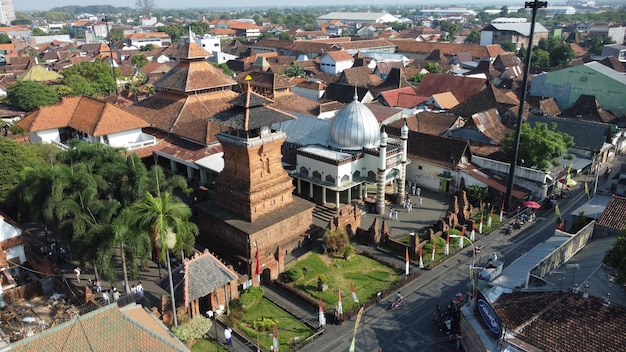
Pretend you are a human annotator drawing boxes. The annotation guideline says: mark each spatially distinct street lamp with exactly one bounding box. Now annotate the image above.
[101,15,119,96]
[449,234,479,306]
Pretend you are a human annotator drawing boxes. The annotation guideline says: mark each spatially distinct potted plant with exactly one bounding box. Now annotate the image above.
[317,274,328,292]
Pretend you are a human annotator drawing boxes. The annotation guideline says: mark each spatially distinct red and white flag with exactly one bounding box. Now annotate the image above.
[445,231,450,255]
[488,206,493,227]
[337,288,343,317]
[499,201,504,222]
[350,282,359,303]
[479,214,484,234]
[419,246,424,268]
[405,247,410,276]
[319,297,326,327]
[471,223,476,241]
[255,246,261,283]
[431,241,436,261]
[460,226,465,248]
[273,324,279,351]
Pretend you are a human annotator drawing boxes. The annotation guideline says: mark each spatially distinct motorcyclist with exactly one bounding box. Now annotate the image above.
[395,292,403,302]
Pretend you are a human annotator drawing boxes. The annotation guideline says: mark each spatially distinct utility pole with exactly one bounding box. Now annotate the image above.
[505,0,547,210]
[102,15,119,96]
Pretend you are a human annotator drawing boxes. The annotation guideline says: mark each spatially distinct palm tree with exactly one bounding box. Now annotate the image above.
[112,209,151,293]
[127,191,198,326]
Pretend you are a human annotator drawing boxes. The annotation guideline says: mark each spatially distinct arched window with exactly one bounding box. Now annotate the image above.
[340,175,350,185]
[325,175,335,184]
[312,171,322,180]
[368,171,376,180]
[353,170,361,179]
[300,167,308,176]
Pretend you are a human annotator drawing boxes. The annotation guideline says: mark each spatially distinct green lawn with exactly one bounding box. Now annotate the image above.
[225,297,315,352]
[285,251,404,312]
[191,338,228,352]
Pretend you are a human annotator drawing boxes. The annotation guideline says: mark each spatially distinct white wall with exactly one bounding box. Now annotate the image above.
[107,129,142,147]
[34,129,61,144]
[480,31,494,46]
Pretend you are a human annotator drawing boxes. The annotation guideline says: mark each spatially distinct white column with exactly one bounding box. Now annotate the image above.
[297,179,301,194]
[170,159,177,173]
[397,121,409,204]
[322,187,327,205]
[309,182,314,198]
[376,129,388,215]
[335,191,340,208]
[348,187,352,203]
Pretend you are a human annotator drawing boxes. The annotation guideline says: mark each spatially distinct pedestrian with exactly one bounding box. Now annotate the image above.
[112,287,120,301]
[74,267,81,282]
[95,280,102,293]
[102,290,110,305]
[408,202,413,212]
[389,208,394,220]
[224,327,232,345]
[417,187,421,197]
[419,196,423,206]
[411,184,416,195]
[136,281,144,297]
[394,209,399,220]
[131,285,137,294]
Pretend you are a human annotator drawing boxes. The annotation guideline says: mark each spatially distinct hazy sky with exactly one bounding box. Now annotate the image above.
[14,0,529,12]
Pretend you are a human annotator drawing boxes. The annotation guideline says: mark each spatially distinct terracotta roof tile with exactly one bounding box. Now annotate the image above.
[596,195,626,230]
[326,50,354,62]
[415,73,487,103]
[390,40,504,60]
[153,60,236,93]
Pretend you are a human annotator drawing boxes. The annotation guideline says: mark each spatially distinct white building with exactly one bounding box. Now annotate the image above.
[16,96,156,152]
[280,94,409,213]
[319,50,354,75]
[0,213,26,267]
[0,0,15,25]
[317,12,399,25]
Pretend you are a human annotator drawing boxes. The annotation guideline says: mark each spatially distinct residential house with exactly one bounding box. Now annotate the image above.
[338,65,382,88]
[0,212,26,281]
[124,32,171,48]
[390,40,504,63]
[444,108,511,146]
[376,86,427,112]
[16,96,155,152]
[594,194,626,237]
[319,50,355,75]
[480,21,549,50]
[601,44,626,63]
[291,79,326,101]
[588,24,625,47]
[16,64,62,82]
[422,92,459,110]
[322,83,374,104]
[559,94,620,124]
[529,61,626,115]
[413,74,488,103]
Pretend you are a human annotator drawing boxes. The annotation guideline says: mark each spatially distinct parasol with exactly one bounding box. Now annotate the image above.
[524,201,541,209]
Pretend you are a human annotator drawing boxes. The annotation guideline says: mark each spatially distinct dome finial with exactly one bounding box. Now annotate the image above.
[353,86,358,102]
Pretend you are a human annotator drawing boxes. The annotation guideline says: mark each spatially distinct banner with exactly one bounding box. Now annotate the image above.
[487,206,493,227]
[471,224,476,241]
[460,226,465,248]
[348,306,365,352]
[273,324,279,351]
[499,201,504,222]
[255,247,261,283]
[405,247,410,276]
[479,214,483,234]
[419,246,424,268]
[337,289,343,317]
[445,231,450,255]
[585,182,590,200]
[350,282,359,303]
[319,298,326,327]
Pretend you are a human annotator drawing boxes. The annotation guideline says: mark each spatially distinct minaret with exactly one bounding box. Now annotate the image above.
[397,120,409,204]
[209,88,296,222]
[376,128,388,215]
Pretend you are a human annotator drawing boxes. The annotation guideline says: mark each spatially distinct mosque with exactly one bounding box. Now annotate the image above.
[279,92,410,215]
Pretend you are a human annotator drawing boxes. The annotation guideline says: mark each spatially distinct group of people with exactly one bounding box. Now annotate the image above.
[434,300,462,339]
[407,180,421,197]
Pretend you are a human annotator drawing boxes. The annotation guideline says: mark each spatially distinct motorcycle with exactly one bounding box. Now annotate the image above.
[390,297,403,309]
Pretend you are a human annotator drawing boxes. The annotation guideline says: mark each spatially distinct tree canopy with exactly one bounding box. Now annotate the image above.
[283,62,306,78]
[62,59,118,96]
[537,37,575,67]
[7,81,60,111]
[464,29,481,44]
[603,230,626,285]
[500,122,575,171]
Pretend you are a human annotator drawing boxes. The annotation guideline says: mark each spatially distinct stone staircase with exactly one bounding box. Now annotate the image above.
[312,203,368,223]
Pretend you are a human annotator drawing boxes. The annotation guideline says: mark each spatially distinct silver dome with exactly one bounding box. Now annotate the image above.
[329,98,380,150]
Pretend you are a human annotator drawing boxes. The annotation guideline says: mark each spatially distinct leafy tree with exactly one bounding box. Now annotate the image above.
[466,185,488,206]
[109,28,124,44]
[464,29,481,44]
[11,19,32,26]
[517,44,527,60]
[603,230,626,285]
[585,35,615,56]
[62,59,117,96]
[500,122,575,171]
[7,81,59,111]
[409,72,426,83]
[425,62,442,73]
[63,74,97,97]
[131,54,149,68]
[500,41,517,52]
[0,139,53,207]
[136,0,156,15]
[548,42,575,67]
[140,44,155,51]
[0,33,11,44]
[530,48,551,68]
[323,227,349,252]
[278,32,294,41]
[283,62,306,77]
[210,62,233,77]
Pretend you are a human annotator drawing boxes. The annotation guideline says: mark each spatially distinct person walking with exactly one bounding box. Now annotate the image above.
[417,187,421,197]
[224,327,233,345]
[74,267,81,282]
[419,196,423,207]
